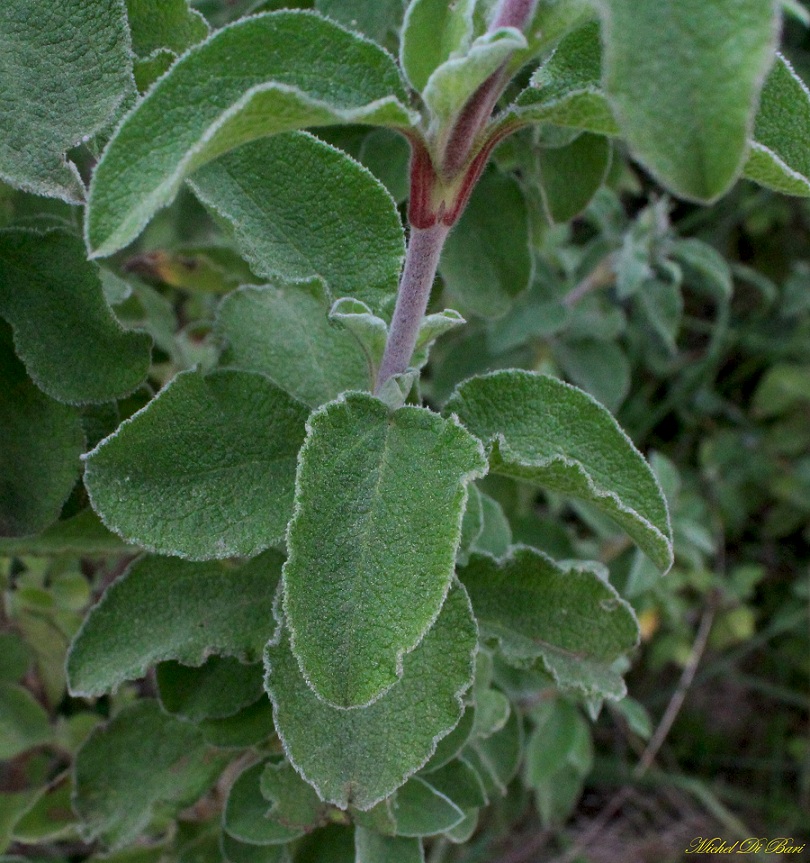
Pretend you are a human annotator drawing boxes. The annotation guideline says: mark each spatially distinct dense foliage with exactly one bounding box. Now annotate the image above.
[0,1,808,861]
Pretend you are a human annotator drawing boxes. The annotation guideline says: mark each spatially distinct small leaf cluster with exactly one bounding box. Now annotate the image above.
[1,0,809,860]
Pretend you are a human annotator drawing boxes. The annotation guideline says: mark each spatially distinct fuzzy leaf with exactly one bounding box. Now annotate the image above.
[463,708,523,797]
[84,369,308,559]
[420,709,476,773]
[328,298,389,382]
[67,552,283,697]
[537,133,611,223]
[0,510,131,558]
[125,0,209,58]
[198,699,275,750]
[264,583,477,810]
[0,0,132,203]
[86,11,416,257]
[423,29,526,128]
[745,54,810,196]
[506,0,595,75]
[440,169,533,320]
[0,330,84,538]
[190,133,405,310]
[224,763,303,846]
[390,777,465,836]
[315,0,404,43]
[509,23,618,135]
[400,0,475,92]
[222,833,290,863]
[73,701,228,849]
[355,828,423,863]
[259,761,329,832]
[423,759,487,810]
[156,657,263,722]
[471,493,512,558]
[217,282,369,407]
[0,229,152,404]
[459,548,638,700]
[601,0,779,201]
[283,393,485,708]
[446,371,673,571]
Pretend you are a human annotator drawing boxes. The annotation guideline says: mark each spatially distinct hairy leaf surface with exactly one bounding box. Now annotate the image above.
[283,393,485,707]
[446,371,673,571]
[459,548,638,700]
[67,552,283,697]
[0,0,132,202]
[84,369,308,559]
[0,229,151,404]
[86,11,416,256]
[264,583,477,810]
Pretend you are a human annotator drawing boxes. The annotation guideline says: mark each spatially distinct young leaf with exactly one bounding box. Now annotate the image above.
[536,133,612,224]
[83,369,308,559]
[0,0,132,203]
[600,0,779,201]
[224,763,304,846]
[283,393,486,708]
[0,229,152,404]
[423,29,526,129]
[0,330,84,538]
[446,370,673,571]
[190,133,405,310]
[67,551,283,697]
[264,583,477,810]
[439,169,533,320]
[0,683,51,760]
[458,548,638,700]
[745,54,810,196]
[508,23,618,136]
[86,11,416,257]
[156,657,263,722]
[355,827,424,863]
[328,298,389,382]
[400,0,475,93]
[73,701,228,849]
[217,282,370,408]
[470,493,512,558]
[505,0,595,76]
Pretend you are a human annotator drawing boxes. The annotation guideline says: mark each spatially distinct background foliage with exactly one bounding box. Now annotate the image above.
[0,1,808,862]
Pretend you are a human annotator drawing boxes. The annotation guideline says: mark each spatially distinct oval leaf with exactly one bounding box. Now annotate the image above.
[86,10,415,257]
[283,393,486,708]
[446,370,673,571]
[84,369,308,559]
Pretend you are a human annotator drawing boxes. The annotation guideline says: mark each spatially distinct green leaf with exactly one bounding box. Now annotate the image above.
[198,698,275,750]
[470,493,512,558]
[217,281,369,407]
[671,238,732,300]
[524,699,580,784]
[264,582,478,810]
[0,683,51,759]
[328,298,389,382]
[224,763,303,846]
[423,28,526,129]
[0,329,84,538]
[84,369,308,559]
[222,832,291,863]
[283,393,485,708]
[422,758,487,810]
[0,229,152,404]
[157,657,263,722]
[86,11,416,257]
[509,23,618,136]
[505,0,595,75]
[0,510,132,559]
[126,0,209,58]
[420,708,476,773]
[400,0,475,93]
[259,761,329,832]
[554,338,630,413]
[440,169,533,320]
[389,777,465,836]
[294,825,355,863]
[11,779,77,844]
[0,0,132,203]
[315,0,404,43]
[73,701,228,849]
[459,548,638,700]
[745,54,810,195]
[67,551,283,697]
[463,707,523,797]
[446,370,673,571]
[600,0,779,200]
[0,634,31,684]
[191,132,405,310]
[355,827,423,863]
[537,133,611,223]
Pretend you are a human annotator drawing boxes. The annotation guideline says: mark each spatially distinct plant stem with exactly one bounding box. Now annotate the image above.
[375,222,449,392]
[490,0,539,31]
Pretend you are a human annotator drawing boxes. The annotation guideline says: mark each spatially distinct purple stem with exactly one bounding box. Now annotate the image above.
[375,223,450,392]
[490,0,539,31]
